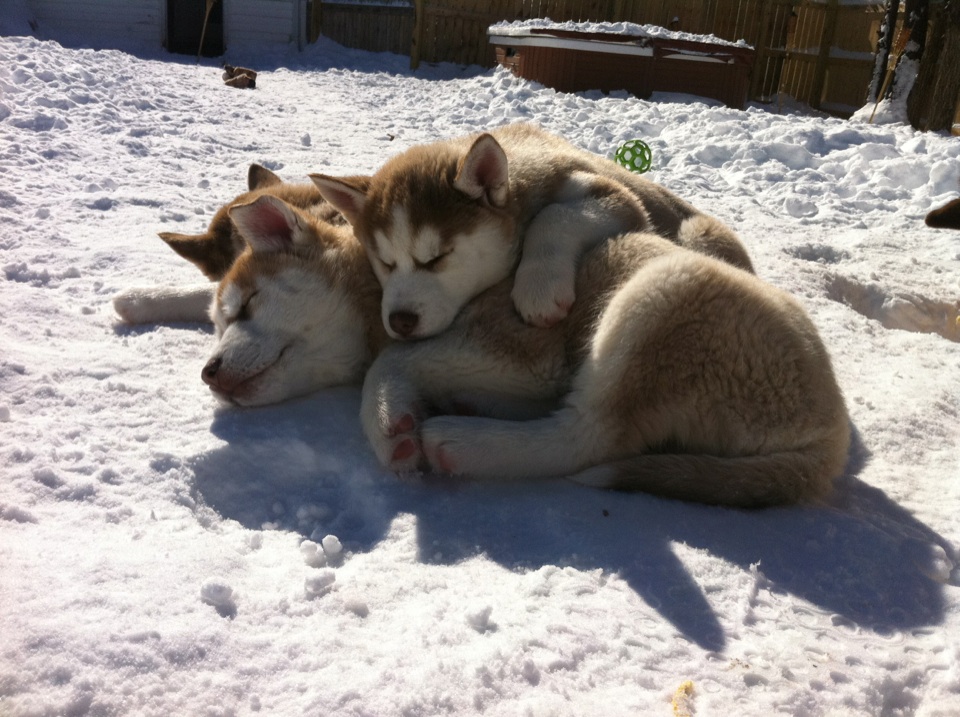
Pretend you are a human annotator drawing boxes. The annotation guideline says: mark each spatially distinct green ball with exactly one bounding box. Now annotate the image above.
[614,139,652,174]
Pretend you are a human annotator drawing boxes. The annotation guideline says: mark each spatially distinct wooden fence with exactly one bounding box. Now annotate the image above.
[310,0,896,117]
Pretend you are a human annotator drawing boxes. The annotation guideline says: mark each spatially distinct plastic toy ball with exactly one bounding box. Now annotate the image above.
[614,139,653,174]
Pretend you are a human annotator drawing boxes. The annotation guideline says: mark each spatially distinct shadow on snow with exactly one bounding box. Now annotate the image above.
[191,390,954,653]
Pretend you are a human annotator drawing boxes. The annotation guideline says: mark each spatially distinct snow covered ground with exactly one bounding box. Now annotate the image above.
[1,14,959,716]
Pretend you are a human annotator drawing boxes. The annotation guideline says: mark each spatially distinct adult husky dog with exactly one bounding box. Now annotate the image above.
[312,123,753,339]
[360,226,850,508]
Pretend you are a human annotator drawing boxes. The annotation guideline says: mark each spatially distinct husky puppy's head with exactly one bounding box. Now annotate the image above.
[311,133,519,340]
[203,195,374,406]
[156,163,350,282]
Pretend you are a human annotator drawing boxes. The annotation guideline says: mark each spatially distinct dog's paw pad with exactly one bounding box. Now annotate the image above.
[386,437,424,474]
[391,438,419,463]
[388,413,416,437]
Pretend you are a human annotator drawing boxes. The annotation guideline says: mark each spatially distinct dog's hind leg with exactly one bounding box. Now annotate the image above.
[113,283,215,324]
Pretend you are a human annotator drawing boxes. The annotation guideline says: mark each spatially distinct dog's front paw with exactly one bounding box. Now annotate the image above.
[421,417,477,476]
[362,402,425,473]
[511,261,576,328]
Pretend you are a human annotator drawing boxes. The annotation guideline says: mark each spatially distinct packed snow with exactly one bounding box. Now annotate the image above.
[1,11,959,717]
[488,18,752,48]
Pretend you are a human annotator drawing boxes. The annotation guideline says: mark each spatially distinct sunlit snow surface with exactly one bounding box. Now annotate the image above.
[1,18,959,717]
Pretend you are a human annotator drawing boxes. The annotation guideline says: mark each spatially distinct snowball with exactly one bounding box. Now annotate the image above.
[321,534,342,556]
[305,569,336,598]
[343,597,369,618]
[200,578,235,608]
[466,605,495,633]
[299,539,328,568]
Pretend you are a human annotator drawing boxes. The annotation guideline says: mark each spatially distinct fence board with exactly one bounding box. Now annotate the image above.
[314,0,888,116]
[318,2,414,56]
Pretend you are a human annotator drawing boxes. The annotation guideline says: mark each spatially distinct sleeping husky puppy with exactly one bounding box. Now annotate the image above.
[360,224,850,508]
[312,123,752,339]
[200,194,387,406]
[117,192,849,507]
[112,167,385,406]
[112,164,352,325]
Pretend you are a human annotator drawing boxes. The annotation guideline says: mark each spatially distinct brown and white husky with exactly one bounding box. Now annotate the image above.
[311,123,753,339]
[117,188,848,507]
[113,166,385,406]
[359,223,850,508]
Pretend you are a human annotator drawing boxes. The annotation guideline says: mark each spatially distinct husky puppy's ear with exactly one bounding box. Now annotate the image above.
[309,175,367,226]
[247,163,283,191]
[228,195,314,253]
[158,231,236,281]
[454,133,509,208]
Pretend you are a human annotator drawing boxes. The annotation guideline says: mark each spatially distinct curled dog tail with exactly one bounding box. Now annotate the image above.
[569,445,848,509]
[676,214,755,274]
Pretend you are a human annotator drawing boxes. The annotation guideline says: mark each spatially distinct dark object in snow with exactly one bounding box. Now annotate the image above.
[925,197,960,229]
[223,65,257,89]
[489,26,755,110]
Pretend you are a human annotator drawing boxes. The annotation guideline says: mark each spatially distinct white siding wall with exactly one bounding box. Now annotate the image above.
[24,0,304,51]
[227,0,301,48]
[27,0,164,47]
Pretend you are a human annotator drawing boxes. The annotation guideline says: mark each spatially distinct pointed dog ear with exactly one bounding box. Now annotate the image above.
[158,231,236,281]
[454,133,509,208]
[309,174,368,226]
[247,163,283,191]
[228,195,313,253]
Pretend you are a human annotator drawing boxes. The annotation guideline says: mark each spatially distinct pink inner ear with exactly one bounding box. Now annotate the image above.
[252,202,293,248]
[326,184,362,220]
[472,148,503,189]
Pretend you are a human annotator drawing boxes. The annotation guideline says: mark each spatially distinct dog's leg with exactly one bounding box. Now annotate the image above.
[420,405,606,478]
[113,283,215,324]
[361,340,562,472]
[512,174,646,327]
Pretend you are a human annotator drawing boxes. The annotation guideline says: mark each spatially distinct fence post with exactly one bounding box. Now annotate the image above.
[748,0,774,101]
[410,0,425,69]
[810,0,839,110]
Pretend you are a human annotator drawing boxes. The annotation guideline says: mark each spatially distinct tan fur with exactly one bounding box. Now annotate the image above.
[113,165,365,326]
[159,164,356,281]
[313,123,753,337]
[361,229,850,508]
[204,197,388,406]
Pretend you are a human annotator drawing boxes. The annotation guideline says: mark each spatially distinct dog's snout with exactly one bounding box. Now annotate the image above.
[202,356,223,386]
[389,311,420,337]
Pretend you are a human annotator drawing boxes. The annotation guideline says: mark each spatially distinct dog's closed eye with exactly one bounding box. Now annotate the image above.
[415,250,451,271]
[221,290,258,323]
[236,291,259,321]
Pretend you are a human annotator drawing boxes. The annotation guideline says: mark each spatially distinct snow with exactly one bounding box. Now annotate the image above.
[1,17,959,717]
[488,18,752,49]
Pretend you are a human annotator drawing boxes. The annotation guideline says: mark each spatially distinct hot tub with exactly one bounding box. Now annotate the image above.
[488,21,755,109]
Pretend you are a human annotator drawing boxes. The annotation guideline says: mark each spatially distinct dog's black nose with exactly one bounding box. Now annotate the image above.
[389,311,419,337]
[201,357,222,386]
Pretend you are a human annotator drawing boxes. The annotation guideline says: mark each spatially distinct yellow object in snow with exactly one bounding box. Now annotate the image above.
[671,680,695,717]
